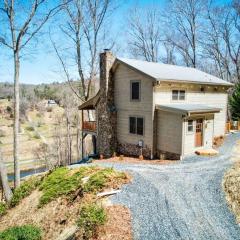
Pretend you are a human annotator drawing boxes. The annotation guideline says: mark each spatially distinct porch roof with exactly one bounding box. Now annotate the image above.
[156,104,221,116]
[78,91,100,110]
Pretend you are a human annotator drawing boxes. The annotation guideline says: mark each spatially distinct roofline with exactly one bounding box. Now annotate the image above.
[156,105,221,116]
[157,79,233,87]
[114,58,233,87]
[113,58,155,81]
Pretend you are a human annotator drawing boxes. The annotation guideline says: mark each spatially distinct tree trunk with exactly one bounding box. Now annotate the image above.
[76,113,81,160]
[14,52,20,188]
[0,149,13,203]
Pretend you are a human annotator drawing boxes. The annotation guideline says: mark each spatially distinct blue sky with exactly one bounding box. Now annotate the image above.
[0,0,229,84]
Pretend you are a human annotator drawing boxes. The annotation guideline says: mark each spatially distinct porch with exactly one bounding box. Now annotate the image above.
[78,92,100,158]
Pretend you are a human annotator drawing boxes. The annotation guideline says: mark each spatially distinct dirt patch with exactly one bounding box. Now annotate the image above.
[93,156,177,165]
[96,205,132,240]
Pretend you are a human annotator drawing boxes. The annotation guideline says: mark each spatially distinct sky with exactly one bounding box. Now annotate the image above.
[0,0,229,85]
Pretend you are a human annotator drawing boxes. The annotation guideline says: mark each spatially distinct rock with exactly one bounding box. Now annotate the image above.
[56,226,78,240]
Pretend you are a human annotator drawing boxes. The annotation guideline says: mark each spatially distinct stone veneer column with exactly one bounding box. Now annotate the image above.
[96,50,117,157]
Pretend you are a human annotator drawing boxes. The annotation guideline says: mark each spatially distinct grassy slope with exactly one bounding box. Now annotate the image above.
[0,166,131,240]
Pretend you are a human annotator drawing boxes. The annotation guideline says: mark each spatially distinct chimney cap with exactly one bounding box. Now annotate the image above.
[104,48,111,52]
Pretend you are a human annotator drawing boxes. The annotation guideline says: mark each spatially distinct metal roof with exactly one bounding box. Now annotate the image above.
[117,58,233,86]
[156,104,221,116]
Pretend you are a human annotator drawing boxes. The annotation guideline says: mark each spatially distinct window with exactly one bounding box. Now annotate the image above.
[172,90,185,100]
[188,120,194,132]
[131,81,141,100]
[129,117,144,135]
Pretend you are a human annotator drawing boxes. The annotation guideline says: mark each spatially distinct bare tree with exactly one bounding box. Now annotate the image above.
[52,0,115,102]
[127,7,162,62]
[0,0,67,188]
[0,149,12,203]
[164,0,205,68]
[201,1,240,82]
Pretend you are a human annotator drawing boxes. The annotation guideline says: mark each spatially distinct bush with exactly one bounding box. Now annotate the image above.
[83,168,126,193]
[0,225,42,240]
[77,203,106,239]
[10,177,41,207]
[0,202,7,217]
[6,106,12,113]
[0,129,6,137]
[46,107,52,112]
[25,126,34,131]
[33,133,41,139]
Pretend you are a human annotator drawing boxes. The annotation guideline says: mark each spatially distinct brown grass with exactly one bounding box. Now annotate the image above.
[97,205,132,240]
[0,167,132,240]
[223,139,240,223]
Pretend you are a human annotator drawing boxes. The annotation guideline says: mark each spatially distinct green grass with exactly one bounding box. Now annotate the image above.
[77,203,106,239]
[0,225,42,240]
[0,202,7,217]
[10,177,41,207]
[83,167,126,193]
[25,126,35,132]
[38,167,92,207]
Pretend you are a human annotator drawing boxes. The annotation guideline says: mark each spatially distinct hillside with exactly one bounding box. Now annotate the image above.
[0,166,132,240]
[0,98,81,172]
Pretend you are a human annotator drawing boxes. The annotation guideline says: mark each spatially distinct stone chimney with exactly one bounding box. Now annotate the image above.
[96,49,117,157]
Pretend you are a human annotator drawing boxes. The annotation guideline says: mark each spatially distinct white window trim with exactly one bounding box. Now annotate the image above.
[171,89,186,102]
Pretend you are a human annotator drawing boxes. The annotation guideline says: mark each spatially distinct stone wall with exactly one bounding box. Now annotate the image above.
[96,50,117,157]
[156,149,180,160]
[118,142,152,159]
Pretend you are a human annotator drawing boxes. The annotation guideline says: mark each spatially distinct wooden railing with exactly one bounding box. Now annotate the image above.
[226,121,240,133]
[83,121,96,132]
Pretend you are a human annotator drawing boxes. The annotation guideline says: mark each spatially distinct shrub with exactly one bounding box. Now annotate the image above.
[10,177,41,207]
[0,202,7,217]
[46,107,52,112]
[0,225,42,240]
[38,167,88,207]
[6,106,12,113]
[77,203,106,239]
[25,125,34,131]
[33,133,41,139]
[0,129,6,137]
[83,167,126,193]
[36,113,42,118]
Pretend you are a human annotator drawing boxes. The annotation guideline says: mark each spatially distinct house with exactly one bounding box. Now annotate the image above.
[79,50,233,160]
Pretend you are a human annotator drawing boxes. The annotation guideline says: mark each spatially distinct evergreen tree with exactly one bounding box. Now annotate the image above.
[230,83,240,120]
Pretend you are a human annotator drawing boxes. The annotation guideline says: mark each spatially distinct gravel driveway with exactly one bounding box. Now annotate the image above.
[98,133,240,240]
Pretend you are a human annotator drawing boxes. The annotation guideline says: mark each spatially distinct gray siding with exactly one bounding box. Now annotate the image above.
[183,115,214,155]
[154,83,228,137]
[157,111,182,154]
[114,64,154,149]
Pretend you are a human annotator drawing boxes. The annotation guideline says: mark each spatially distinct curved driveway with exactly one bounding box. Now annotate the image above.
[101,133,240,240]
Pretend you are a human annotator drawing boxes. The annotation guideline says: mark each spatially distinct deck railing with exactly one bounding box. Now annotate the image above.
[226,121,240,133]
[83,121,97,132]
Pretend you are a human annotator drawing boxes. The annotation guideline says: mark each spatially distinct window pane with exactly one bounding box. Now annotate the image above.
[129,117,136,134]
[179,90,185,100]
[172,90,178,100]
[188,120,193,132]
[137,118,144,135]
[131,82,140,100]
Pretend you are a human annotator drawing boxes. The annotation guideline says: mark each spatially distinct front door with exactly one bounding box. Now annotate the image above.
[195,119,203,147]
